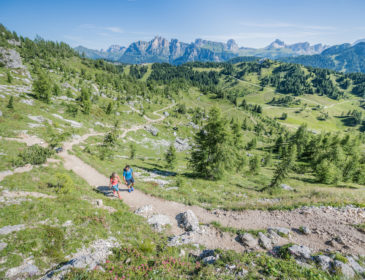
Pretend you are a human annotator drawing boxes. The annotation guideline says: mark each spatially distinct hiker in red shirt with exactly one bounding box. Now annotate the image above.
[109,172,122,200]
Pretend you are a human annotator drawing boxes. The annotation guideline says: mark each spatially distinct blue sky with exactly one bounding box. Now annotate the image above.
[1,0,364,50]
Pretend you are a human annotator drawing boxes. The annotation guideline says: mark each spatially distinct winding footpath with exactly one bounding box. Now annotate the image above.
[1,104,364,255]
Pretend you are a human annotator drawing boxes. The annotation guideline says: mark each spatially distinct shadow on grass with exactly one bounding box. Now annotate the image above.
[95,185,131,197]
[134,165,177,177]
[335,184,359,190]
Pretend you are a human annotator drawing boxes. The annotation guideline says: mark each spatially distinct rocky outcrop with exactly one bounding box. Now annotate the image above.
[177,210,199,231]
[333,260,355,278]
[6,263,39,279]
[258,232,272,250]
[238,233,258,248]
[0,48,24,69]
[42,237,119,279]
[288,245,312,261]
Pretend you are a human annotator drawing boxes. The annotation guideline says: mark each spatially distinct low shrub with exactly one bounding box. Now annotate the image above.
[12,144,54,167]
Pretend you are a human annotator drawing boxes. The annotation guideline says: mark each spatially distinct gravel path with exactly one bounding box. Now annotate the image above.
[2,104,364,255]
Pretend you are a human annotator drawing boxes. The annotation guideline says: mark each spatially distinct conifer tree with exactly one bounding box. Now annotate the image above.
[7,71,12,84]
[267,145,297,189]
[129,143,136,159]
[249,155,261,174]
[7,96,14,109]
[79,86,91,114]
[165,143,177,169]
[106,102,113,115]
[33,70,52,103]
[189,107,236,180]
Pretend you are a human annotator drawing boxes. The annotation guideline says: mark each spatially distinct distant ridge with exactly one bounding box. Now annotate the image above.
[75,37,328,65]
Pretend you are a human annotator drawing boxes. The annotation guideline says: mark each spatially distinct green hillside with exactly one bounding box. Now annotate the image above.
[0,24,364,279]
[281,43,365,73]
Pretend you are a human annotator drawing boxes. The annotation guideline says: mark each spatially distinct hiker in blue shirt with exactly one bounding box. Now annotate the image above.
[123,165,135,193]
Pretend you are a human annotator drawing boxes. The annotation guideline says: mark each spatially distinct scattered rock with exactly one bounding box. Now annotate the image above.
[144,125,159,136]
[280,184,294,191]
[165,186,178,191]
[200,250,219,264]
[188,122,199,130]
[52,114,82,128]
[267,229,280,244]
[6,263,39,278]
[177,210,199,232]
[0,224,26,235]
[268,227,291,237]
[95,199,103,206]
[163,111,169,117]
[238,233,258,248]
[237,268,249,277]
[62,220,73,227]
[315,255,332,270]
[333,260,355,278]
[258,232,272,250]
[174,137,191,151]
[299,226,311,235]
[0,242,7,251]
[147,214,171,231]
[62,82,77,93]
[27,115,46,123]
[202,256,217,264]
[20,99,34,106]
[288,245,312,261]
[0,110,2,117]
[347,256,365,274]
[7,39,21,46]
[134,205,153,217]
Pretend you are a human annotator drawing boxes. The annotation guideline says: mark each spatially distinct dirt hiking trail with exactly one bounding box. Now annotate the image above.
[58,105,365,255]
[1,104,364,255]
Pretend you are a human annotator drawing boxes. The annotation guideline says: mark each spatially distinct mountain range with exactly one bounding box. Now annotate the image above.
[75,37,329,65]
[75,36,365,73]
[281,42,365,73]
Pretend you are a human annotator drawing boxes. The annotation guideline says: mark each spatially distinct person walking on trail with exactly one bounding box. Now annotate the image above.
[109,172,122,200]
[123,165,135,193]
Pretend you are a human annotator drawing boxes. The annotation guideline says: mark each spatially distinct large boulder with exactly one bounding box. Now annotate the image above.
[288,245,312,261]
[177,210,199,231]
[238,233,258,248]
[333,260,355,278]
[148,214,171,231]
[347,256,365,274]
[315,255,332,270]
[200,250,219,264]
[258,232,272,250]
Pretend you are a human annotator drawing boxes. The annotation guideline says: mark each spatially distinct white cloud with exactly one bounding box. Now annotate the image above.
[239,21,335,30]
[77,24,123,34]
[105,26,123,33]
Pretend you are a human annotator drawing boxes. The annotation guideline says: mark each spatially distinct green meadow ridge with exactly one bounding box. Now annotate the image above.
[0,24,364,279]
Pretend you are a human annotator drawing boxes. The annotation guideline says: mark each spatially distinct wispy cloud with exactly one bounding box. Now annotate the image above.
[105,26,123,33]
[240,21,335,30]
[77,24,124,34]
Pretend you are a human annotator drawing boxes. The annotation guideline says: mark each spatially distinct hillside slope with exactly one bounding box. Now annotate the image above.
[0,24,364,279]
